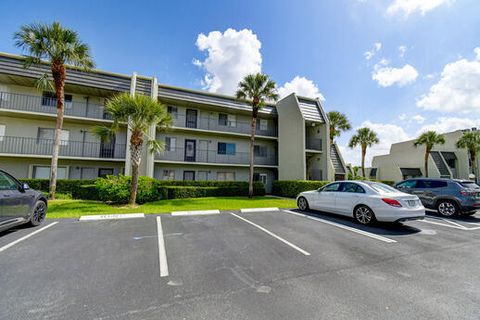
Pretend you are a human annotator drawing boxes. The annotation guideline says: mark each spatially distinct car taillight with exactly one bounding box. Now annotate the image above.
[382,198,402,207]
[460,190,477,196]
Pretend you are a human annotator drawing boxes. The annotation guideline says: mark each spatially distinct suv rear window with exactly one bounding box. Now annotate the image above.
[417,180,448,188]
[458,181,480,189]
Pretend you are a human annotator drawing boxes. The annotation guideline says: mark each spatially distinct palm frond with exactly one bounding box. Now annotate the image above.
[34,72,54,92]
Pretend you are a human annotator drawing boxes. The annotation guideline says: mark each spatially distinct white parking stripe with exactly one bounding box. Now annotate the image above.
[0,222,58,253]
[156,216,169,277]
[229,212,311,256]
[282,210,397,243]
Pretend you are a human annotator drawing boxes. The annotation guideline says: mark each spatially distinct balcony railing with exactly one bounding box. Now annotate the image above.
[306,138,322,151]
[0,136,126,159]
[0,92,112,121]
[155,147,277,166]
[170,114,277,137]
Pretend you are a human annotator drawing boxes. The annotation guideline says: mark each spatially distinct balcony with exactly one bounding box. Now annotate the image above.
[0,92,112,121]
[170,114,277,137]
[155,148,277,166]
[0,136,126,159]
[306,138,322,151]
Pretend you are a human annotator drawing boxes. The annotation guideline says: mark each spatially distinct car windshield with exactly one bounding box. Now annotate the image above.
[459,181,480,189]
[366,182,399,194]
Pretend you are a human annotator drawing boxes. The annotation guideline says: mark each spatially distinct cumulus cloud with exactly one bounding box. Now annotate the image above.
[417,47,480,114]
[364,42,382,60]
[194,28,262,94]
[387,0,454,17]
[372,64,419,87]
[341,120,411,166]
[416,117,480,135]
[277,76,325,100]
[398,45,407,58]
[412,115,426,124]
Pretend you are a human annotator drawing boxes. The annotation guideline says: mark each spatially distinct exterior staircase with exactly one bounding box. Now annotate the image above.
[330,144,346,177]
[430,151,451,178]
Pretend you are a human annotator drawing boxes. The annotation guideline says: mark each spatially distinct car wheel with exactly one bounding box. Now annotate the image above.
[29,200,47,226]
[354,205,376,225]
[297,197,309,211]
[436,200,458,217]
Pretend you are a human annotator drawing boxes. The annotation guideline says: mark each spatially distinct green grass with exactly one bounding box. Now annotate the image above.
[47,196,296,219]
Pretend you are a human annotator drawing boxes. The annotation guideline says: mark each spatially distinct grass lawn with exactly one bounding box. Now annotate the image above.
[47,196,296,219]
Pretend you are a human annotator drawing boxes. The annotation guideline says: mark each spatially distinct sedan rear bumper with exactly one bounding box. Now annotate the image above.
[374,206,426,222]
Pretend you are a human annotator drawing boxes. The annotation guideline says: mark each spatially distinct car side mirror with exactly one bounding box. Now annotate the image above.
[22,183,30,191]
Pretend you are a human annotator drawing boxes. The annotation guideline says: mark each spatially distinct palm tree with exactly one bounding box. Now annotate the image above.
[14,22,94,199]
[414,131,446,177]
[236,73,279,197]
[327,111,351,144]
[93,93,172,206]
[349,127,379,178]
[456,131,480,180]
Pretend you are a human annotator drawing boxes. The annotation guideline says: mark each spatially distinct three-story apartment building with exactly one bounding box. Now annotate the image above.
[0,52,347,192]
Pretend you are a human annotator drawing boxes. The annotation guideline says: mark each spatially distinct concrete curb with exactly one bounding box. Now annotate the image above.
[79,213,145,221]
[240,207,279,213]
[171,210,221,216]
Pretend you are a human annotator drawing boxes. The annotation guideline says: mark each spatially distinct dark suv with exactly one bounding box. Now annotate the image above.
[395,178,480,217]
[0,170,48,233]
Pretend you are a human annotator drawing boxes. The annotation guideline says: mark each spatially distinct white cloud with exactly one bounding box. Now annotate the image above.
[398,45,407,58]
[387,0,454,17]
[278,76,325,101]
[194,28,262,94]
[372,64,419,87]
[398,113,425,124]
[412,115,426,124]
[416,117,480,135]
[342,120,411,166]
[417,47,480,114]
[364,42,382,60]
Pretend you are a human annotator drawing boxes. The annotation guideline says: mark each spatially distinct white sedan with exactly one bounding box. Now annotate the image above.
[296,181,425,225]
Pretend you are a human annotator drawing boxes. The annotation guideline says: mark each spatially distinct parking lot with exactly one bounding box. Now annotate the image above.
[2,209,480,320]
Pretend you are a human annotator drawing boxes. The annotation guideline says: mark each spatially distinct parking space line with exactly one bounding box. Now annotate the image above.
[0,222,58,253]
[156,216,169,277]
[282,210,397,243]
[229,212,311,256]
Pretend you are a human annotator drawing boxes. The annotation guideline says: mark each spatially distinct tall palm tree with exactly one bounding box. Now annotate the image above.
[327,111,351,144]
[14,22,94,199]
[414,131,446,177]
[93,93,172,205]
[456,131,480,180]
[349,127,379,178]
[236,73,279,197]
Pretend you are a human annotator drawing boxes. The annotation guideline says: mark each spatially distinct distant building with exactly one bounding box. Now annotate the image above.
[371,129,478,182]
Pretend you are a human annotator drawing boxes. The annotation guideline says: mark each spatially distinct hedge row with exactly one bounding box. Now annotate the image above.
[19,179,96,194]
[272,179,396,198]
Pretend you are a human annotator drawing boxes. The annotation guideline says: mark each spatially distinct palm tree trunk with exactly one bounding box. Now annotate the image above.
[471,151,477,182]
[129,142,142,206]
[424,149,429,178]
[361,145,366,178]
[329,127,334,144]
[49,62,66,200]
[249,116,257,198]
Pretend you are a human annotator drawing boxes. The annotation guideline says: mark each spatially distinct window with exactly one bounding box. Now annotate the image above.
[253,173,267,185]
[218,142,236,155]
[163,170,175,180]
[165,137,176,151]
[197,171,209,181]
[41,92,56,107]
[183,171,195,181]
[218,114,236,127]
[458,181,480,189]
[368,182,399,194]
[254,145,267,157]
[0,124,5,142]
[32,166,67,179]
[396,180,417,190]
[322,183,341,192]
[0,171,19,190]
[217,172,235,181]
[64,94,73,109]
[98,168,114,178]
[259,119,268,131]
[37,128,70,146]
[167,106,178,119]
[342,182,365,193]
[417,180,448,189]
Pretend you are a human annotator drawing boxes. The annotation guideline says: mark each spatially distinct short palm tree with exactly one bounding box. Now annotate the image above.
[236,73,279,197]
[93,93,172,206]
[327,111,351,144]
[349,128,379,178]
[414,131,446,177]
[14,22,94,199]
[456,131,480,180]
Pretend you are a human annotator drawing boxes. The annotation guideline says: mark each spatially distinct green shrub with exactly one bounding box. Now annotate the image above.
[272,180,331,198]
[163,186,220,199]
[95,175,163,204]
[19,179,96,194]
[72,185,99,200]
[155,180,265,197]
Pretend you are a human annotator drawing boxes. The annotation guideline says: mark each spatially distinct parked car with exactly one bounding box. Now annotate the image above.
[394,178,480,217]
[0,169,47,233]
[296,180,425,225]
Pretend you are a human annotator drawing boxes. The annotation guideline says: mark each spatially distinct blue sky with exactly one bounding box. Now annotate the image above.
[1,0,479,165]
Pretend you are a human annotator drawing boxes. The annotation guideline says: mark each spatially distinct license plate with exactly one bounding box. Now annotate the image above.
[407,200,417,207]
